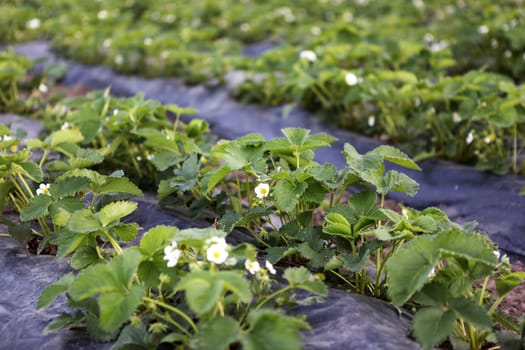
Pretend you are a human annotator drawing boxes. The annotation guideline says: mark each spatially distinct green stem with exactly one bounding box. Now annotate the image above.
[145,297,198,333]
[488,296,504,315]
[479,277,489,305]
[101,229,123,255]
[329,269,356,290]
[244,226,271,248]
[256,286,292,311]
[39,148,50,168]
[153,311,191,336]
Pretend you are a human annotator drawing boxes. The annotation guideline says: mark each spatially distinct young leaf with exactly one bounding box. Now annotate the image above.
[283,266,328,296]
[274,179,307,214]
[67,209,101,233]
[189,317,240,350]
[19,162,43,182]
[412,307,456,350]
[37,273,75,311]
[111,223,139,241]
[449,298,492,330]
[99,201,138,227]
[49,176,89,198]
[386,235,440,305]
[241,310,309,350]
[98,177,143,196]
[373,145,421,170]
[98,284,145,333]
[20,195,53,221]
[495,272,525,298]
[140,225,178,257]
[177,271,223,315]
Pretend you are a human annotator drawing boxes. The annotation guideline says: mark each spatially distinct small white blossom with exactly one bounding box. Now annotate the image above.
[36,183,51,196]
[423,33,434,43]
[163,241,182,267]
[240,23,250,32]
[452,112,462,123]
[26,18,41,30]
[144,37,153,46]
[254,183,270,199]
[1,135,13,142]
[401,208,409,219]
[61,122,72,130]
[102,39,112,48]
[300,50,317,62]
[164,14,176,23]
[310,26,321,36]
[38,83,48,93]
[478,25,489,35]
[97,10,109,20]
[484,136,492,144]
[265,260,276,274]
[412,0,424,9]
[207,241,229,264]
[430,40,448,52]
[245,259,260,274]
[466,130,474,145]
[345,72,362,86]
[493,250,500,260]
[367,116,375,127]
[114,54,124,65]
[504,50,512,58]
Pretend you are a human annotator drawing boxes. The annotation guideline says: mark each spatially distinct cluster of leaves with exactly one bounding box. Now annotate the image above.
[1,93,329,349]
[3,1,525,174]
[2,84,525,349]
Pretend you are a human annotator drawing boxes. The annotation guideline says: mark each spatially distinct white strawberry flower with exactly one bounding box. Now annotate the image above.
[345,72,362,86]
[254,183,270,199]
[300,50,317,62]
[163,240,181,267]
[207,239,229,264]
[367,116,375,127]
[265,260,276,275]
[36,183,51,196]
[245,259,260,274]
[466,130,474,145]
[26,18,41,30]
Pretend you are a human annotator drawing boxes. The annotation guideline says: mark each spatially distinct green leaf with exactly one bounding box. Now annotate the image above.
[412,307,456,350]
[205,166,231,193]
[19,162,43,182]
[50,128,84,148]
[98,177,143,196]
[67,209,101,233]
[496,272,525,297]
[274,179,307,214]
[378,170,419,196]
[435,230,497,267]
[20,195,53,221]
[49,176,89,198]
[387,235,440,305]
[241,310,309,350]
[99,284,145,333]
[189,317,240,350]
[56,230,88,259]
[140,225,178,257]
[449,298,492,330]
[177,271,223,315]
[69,249,142,300]
[218,271,252,303]
[70,246,103,270]
[43,311,84,335]
[284,266,328,296]
[37,273,75,311]
[348,189,376,216]
[100,201,137,227]
[373,145,421,170]
[343,143,383,187]
[323,212,351,237]
[111,223,139,242]
[266,246,298,264]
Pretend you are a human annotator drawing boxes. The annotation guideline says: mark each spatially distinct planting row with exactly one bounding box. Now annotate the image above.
[1,83,524,349]
[2,1,525,174]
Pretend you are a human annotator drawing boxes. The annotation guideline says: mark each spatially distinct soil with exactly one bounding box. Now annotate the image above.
[490,261,525,323]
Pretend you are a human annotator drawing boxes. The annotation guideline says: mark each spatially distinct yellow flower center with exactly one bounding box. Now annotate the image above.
[260,188,267,194]
[42,188,49,195]
[213,251,221,259]
[10,145,17,152]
